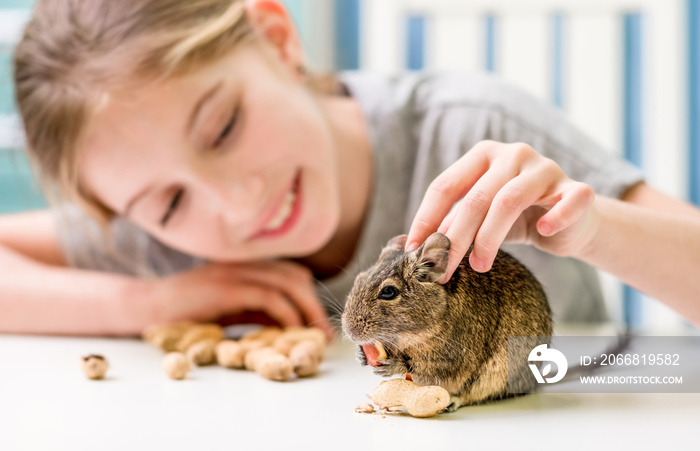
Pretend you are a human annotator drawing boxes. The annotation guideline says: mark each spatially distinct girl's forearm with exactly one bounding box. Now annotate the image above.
[0,244,152,336]
[577,196,700,325]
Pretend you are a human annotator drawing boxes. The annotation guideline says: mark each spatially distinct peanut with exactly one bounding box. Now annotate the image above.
[272,327,326,356]
[81,354,109,380]
[176,323,224,352]
[289,339,323,377]
[355,402,375,414]
[241,326,283,345]
[186,339,218,366]
[216,339,265,369]
[245,347,293,381]
[370,379,451,418]
[163,352,192,380]
[142,321,194,352]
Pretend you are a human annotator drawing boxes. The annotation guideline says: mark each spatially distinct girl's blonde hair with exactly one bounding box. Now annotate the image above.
[14,0,257,224]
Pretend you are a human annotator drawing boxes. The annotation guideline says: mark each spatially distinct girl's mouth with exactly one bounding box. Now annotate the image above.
[251,170,302,240]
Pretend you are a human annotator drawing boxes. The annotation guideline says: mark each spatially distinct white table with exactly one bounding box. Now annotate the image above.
[1,330,698,451]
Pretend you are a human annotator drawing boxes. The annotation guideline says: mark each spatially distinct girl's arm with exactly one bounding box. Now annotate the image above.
[0,210,148,335]
[0,211,333,337]
[0,243,149,335]
[0,210,68,267]
[405,141,700,325]
[577,185,700,323]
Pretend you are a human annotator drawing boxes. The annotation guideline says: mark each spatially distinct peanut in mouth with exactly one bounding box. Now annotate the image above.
[362,340,388,367]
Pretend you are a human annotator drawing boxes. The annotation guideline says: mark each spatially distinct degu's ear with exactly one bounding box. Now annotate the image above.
[378,234,408,260]
[244,0,306,74]
[413,233,450,283]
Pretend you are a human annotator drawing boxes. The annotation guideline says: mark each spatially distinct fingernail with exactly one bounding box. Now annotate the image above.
[539,223,552,236]
[471,256,484,272]
[405,241,419,252]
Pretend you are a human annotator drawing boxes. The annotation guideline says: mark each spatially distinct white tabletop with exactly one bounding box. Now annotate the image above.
[1,330,698,451]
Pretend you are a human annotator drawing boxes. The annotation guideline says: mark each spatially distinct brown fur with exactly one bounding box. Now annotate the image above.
[341,233,552,411]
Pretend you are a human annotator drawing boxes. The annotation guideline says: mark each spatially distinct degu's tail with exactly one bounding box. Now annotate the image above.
[557,329,633,384]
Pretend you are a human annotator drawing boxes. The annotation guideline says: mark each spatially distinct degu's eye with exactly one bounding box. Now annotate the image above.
[378,285,399,300]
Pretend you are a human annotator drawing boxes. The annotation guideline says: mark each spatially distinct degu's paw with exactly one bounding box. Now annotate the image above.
[443,396,463,413]
[372,358,407,377]
[356,345,368,366]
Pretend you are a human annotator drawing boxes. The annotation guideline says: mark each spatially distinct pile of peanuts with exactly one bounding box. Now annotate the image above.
[141,322,327,381]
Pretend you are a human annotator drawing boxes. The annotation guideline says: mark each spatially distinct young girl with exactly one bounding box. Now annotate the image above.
[1,0,699,336]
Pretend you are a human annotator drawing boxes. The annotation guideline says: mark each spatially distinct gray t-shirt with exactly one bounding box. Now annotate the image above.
[55,71,644,323]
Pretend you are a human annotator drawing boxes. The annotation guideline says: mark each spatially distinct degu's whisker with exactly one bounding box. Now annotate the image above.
[313,278,346,316]
[424,333,464,357]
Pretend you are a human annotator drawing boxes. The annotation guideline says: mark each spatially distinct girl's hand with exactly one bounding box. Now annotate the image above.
[405,140,597,283]
[140,259,334,337]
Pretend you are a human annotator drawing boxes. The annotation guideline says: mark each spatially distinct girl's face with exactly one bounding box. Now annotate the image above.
[79,42,341,261]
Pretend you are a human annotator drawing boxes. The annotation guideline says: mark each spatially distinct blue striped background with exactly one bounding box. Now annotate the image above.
[0,0,32,8]
[333,0,360,70]
[690,0,700,207]
[622,13,645,327]
[406,14,426,70]
[0,0,45,213]
[484,14,497,72]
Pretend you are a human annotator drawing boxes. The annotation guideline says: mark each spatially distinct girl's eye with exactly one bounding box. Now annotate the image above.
[378,285,399,300]
[160,189,183,226]
[212,107,240,148]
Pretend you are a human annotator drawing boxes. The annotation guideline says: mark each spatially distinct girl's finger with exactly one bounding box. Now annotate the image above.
[230,285,305,329]
[437,201,460,234]
[229,262,333,336]
[438,164,519,283]
[470,172,552,272]
[268,262,332,331]
[405,143,492,251]
[536,181,595,236]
